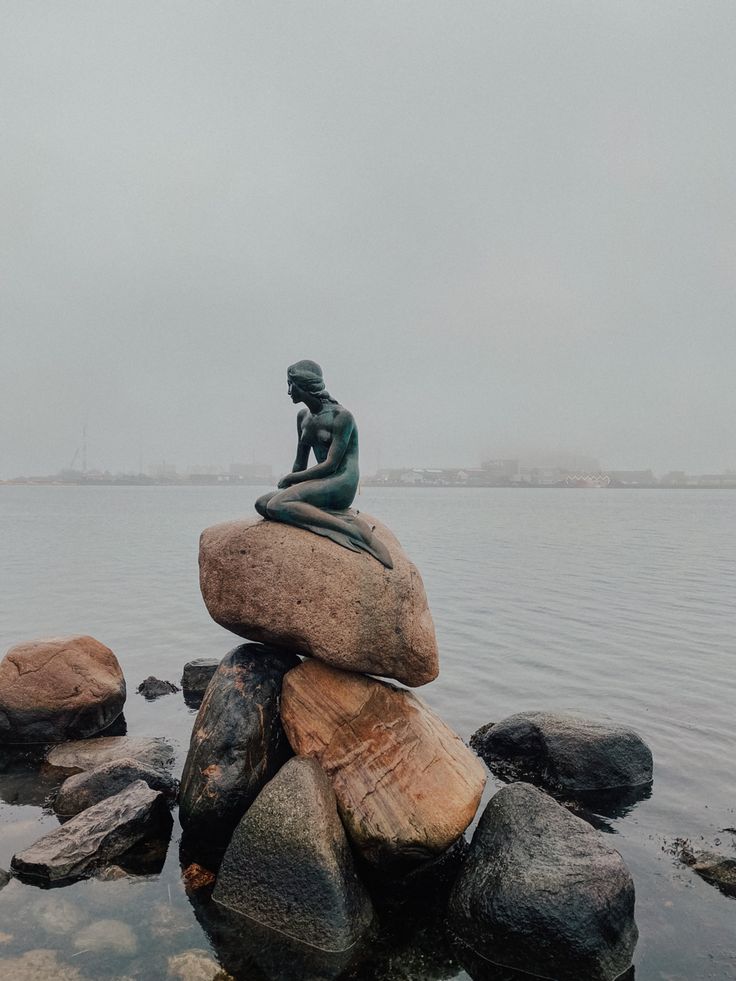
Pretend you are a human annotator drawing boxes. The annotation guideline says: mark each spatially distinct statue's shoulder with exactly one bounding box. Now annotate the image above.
[332,403,355,425]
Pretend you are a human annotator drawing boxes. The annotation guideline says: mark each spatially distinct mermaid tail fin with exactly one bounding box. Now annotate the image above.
[300,517,394,569]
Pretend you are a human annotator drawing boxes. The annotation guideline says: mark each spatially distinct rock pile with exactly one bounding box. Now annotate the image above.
[1,634,178,887]
[185,515,485,951]
[181,515,644,979]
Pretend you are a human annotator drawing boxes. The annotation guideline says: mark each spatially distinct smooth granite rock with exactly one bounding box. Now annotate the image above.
[471,711,653,793]
[213,757,373,952]
[0,636,125,744]
[280,660,486,866]
[46,736,175,774]
[181,659,219,694]
[137,676,179,699]
[54,757,179,816]
[179,643,299,842]
[448,782,638,981]
[199,515,438,687]
[11,780,172,883]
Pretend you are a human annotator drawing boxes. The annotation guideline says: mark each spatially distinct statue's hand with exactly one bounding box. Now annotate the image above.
[277,474,295,489]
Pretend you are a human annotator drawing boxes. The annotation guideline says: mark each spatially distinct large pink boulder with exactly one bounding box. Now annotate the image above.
[0,636,126,744]
[198,514,439,687]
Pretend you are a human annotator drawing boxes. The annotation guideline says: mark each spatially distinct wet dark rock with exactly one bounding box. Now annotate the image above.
[213,756,374,952]
[54,757,179,816]
[0,635,126,744]
[136,676,179,699]
[0,868,9,890]
[680,845,736,897]
[179,643,298,843]
[181,658,219,694]
[11,780,172,884]
[448,782,638,981]
[45,735,175,774]
[470,711,653,794]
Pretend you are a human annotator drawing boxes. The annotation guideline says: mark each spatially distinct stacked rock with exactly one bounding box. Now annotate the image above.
[183,512,487,951]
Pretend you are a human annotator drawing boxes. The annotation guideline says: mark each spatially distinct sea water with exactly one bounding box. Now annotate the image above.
[0,486,734,979]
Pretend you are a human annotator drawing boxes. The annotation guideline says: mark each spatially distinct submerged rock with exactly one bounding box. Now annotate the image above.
[213,756,373,952]
[11,780,172,884]
[680,846,736,896]
[448,782,638,981]
[471,711,653,793]
[0,869,9,891]
[199,515,438,687]
[0,949,83,981]
[179,643,298,843]
[46,735,175,774]
[32,894,85,934]
[137,676,179,699]
[167,948,233,980]
[0,635,125,744]
[280,660,486,867]
[54,757,179,816]
[73,918,138,955]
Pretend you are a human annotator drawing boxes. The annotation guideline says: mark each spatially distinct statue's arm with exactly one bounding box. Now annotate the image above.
[287,411,353,484]
[292,408,310,473]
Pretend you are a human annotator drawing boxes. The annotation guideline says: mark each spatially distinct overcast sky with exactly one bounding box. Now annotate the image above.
[1,1,734,478]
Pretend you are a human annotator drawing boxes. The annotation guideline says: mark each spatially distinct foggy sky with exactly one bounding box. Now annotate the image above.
[2,1,735,479]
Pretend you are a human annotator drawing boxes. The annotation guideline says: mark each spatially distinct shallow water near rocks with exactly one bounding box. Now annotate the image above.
[0,485,734,980]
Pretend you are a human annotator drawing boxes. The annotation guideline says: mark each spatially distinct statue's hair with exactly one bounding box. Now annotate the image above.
[287,360,338,403]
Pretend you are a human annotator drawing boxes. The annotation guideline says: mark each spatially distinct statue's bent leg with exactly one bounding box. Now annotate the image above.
[254,491,276,518]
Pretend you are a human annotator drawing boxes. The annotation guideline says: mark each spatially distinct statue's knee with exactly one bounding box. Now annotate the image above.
[265,500,281,521]
[255,494,270,518]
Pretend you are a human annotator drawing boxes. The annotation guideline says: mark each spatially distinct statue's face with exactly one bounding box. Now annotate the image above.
[288,379,305,403]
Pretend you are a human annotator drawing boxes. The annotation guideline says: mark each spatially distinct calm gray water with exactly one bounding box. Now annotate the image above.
[0,486,734,980]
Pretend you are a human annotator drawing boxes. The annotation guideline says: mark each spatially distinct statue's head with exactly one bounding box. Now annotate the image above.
[287,360,327,404]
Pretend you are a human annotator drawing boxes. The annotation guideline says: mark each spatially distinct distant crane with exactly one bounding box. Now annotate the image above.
[68,422,88,473]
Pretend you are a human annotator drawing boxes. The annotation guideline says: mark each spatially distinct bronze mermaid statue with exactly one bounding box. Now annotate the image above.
[255,360,393,568]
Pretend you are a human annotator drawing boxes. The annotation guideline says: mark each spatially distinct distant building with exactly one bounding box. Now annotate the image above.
[229,463,273,483]
[147,462,177,479]
[606,470,656,487]
[518,466,566,486]
[481,459,519,479]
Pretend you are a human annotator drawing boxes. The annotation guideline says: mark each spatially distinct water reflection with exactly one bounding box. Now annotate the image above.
[0,746,62,808]
[485,765,653,830]
[454,938,636,981]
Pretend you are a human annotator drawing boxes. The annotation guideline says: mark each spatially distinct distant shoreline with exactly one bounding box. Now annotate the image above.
[2,481,735,491]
